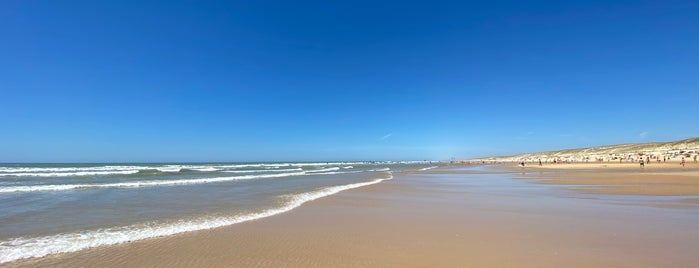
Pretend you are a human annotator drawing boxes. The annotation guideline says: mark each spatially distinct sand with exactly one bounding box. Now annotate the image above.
[514,162,699,197]
[520,159,698,170]
[6,166,699,267]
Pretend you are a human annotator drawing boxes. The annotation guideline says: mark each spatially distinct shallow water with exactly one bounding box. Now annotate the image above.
[0,162,440,263]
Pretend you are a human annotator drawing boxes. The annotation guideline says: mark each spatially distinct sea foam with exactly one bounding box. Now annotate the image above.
[0,172,393,264]
[222,168,303,173]
[0,170,141,177]
[0,171,308,193]
[306,167,341,173]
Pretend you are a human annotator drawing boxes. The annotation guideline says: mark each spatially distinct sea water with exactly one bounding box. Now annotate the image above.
[0,162,440,263]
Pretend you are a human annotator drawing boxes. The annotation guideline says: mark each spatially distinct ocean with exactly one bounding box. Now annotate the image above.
[0,162,440,263]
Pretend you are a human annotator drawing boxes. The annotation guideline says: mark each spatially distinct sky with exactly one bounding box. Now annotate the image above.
[1,0,698,162]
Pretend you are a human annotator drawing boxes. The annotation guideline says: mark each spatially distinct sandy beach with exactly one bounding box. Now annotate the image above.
[5,0,698,266]
[514,162,699,199]
[5,165,698,267]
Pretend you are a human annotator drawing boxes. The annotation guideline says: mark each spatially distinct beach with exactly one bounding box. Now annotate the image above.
[7,165,699,267]
[518,161,699,199]
[5,0,699,266]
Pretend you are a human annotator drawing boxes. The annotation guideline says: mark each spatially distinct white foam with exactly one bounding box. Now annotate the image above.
[0,170,141,177]
[222,168,303,173]
[342,166,353,169]
[0,165,224,176]
[216,163,327,169]
[190,167,220,172]
[0,166,144,173]
[419,166,439,171]
[369,168,391,172]
[309,170,363,175]
[288,162,333,167]
[306,167,340,173]
[0,171,307,194]
[220,164,292,169]
[156,167,181,172]
[0,162,378,175]
[0,173,393,264]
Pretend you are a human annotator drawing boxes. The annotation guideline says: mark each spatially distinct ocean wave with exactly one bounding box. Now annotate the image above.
[0,171,308,194]
[155,167,182,172]
[419,166,438,171]
[0,166,228,177]
[189,167,220,172]
[306,167,340,173]
[0,170,141,177]
[0,162,382,175]
[0,173,393,264]
[308,170,363,175]
[0,166,143,173]
[216,164,292,169]
[215,163,326,169]
[222,168,303,173]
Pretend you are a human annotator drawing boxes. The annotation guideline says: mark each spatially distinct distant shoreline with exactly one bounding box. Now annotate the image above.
[466,137,699,164]
[12,165,699,267]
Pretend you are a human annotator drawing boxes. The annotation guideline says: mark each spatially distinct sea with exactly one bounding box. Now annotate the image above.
[0,161,440,263]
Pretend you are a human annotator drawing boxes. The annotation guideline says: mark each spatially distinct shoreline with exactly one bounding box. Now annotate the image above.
[505,162,699,198]
[6,165,699,267]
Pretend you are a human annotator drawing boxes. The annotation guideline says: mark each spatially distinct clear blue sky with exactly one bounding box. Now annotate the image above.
[1,0,698,162]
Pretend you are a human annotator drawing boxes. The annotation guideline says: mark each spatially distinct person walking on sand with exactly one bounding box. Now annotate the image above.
[640,159,645,169]
[681,157,685,167]
[538,159,542,166]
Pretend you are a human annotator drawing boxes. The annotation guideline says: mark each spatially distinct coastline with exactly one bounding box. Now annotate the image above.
[510,162,699,199]
[7,165,699,267]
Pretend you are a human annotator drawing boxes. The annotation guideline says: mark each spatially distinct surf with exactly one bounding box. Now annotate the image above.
[0,172,393,263]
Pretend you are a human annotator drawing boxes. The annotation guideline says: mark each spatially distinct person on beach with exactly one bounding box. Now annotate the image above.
[681,157,685,167]
[538,159,542,166]
[640,159,645,169]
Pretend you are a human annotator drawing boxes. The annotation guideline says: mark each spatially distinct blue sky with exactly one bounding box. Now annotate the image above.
[1,0,698,162]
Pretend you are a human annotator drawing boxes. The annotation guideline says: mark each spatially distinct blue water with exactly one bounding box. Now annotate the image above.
[0,162,441,263]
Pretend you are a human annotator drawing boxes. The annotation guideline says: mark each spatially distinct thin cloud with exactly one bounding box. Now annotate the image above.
[639,131,648,139]
[380,133,393,140]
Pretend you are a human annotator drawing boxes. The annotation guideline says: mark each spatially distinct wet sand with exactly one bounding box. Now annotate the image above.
[521,159,698,170]
[7,166,699,267]
[516,162,699,197]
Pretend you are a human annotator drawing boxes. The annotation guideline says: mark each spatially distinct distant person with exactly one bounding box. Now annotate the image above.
[663,156,666,163]
[538,159,542,166]
[640,159,644,169]
[681,157,686,167]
